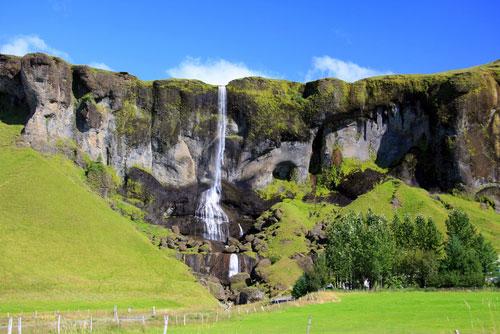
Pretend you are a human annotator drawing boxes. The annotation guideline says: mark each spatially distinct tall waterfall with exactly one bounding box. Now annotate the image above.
[195,86,229,241]
[228,253,239,278]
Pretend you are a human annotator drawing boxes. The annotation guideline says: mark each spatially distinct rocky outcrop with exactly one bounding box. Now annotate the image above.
[1,53,498,196]
[179,252,257,285]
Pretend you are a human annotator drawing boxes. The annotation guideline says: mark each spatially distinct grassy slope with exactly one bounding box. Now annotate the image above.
[345,180,500,249]
[116,290,500,334]
[257,179,499,291]
[0,122,216,313]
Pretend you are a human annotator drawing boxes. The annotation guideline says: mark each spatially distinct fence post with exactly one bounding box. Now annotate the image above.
[183,314,186,326]
[113,305,118,324]
[7,317,13,334]
[57,314,61,334]
[90,315,93,333]
[216,311,219,322]
[163,315,169,334]
[142,315,146,326]
[152,306,156,317]
[306,315,312,334]
[17,317,21,334]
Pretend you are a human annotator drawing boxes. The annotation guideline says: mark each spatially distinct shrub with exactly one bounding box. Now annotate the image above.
[291,254,330,298]
[85,160,120,197]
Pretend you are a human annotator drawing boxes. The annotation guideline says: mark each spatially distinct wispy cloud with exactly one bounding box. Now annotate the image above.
[306,56,393,82]
[88,62,113,71]
[166,57,267,85]
[0,35,70,60]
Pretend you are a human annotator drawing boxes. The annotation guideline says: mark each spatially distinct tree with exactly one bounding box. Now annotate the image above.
[438,209,496,287]
[326,211,395,289]
[390,215,442,287]
[291,254,330,298]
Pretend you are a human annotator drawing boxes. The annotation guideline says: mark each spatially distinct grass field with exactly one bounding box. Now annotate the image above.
[0,121,216,313]
[74,290,499,333]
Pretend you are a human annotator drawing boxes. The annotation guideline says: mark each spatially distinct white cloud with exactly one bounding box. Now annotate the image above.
[166,57,266,85]
[306,56,392,82]
[88,62,113,71]
[0,35,70,59]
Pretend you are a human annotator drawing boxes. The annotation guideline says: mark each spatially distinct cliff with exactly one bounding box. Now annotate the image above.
[0,53,498,194]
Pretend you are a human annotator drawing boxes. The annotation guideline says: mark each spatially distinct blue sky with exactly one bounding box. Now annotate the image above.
[1,0,498,84]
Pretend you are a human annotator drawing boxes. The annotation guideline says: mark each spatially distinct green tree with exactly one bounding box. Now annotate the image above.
[438,210,496,287]
[326,211,395,289]
[291,254,330,298]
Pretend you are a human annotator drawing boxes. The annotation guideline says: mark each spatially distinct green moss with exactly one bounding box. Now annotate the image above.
[156,78,216,93]
[254,199,338,292]
[227,77,308,143]
[114,100,151,146]
[258,179,312,200]
[85,159,121,197]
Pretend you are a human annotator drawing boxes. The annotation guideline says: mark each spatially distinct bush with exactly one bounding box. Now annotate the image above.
[85,160,120,197]
[292,254,330,298]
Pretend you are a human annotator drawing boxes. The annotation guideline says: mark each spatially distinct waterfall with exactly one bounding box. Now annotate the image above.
[195,86,229,241]
[238,223,243,237]
[228,253,239,278]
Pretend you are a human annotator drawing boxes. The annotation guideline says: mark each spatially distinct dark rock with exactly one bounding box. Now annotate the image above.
[238,287,265,304]
[178,242,187,252]
[337,169,386,199]
[180,253,257,284]
[224,245,238,253]
[230,272,251,292]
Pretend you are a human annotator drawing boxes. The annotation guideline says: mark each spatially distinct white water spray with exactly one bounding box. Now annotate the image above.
[238,223,243,237]
[195,86,229,241]
[228,253,239,278]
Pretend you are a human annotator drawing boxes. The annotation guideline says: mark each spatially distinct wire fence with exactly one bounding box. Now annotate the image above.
[0,296,313,333]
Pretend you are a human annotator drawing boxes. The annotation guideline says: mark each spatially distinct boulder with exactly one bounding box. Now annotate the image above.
[230,272,251,292]
[238,287,265,304]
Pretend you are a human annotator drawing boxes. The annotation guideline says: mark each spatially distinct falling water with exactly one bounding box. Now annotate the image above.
[228,253,239,278]
[195,86,229,241]
[238,223,243,237]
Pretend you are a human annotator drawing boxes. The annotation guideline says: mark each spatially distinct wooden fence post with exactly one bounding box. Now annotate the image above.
[113,305,118,324]
[183,314,186,326]
[17,317,21,334]
[7,317,13,334]
[152,306,156,317]
[90,316,93,333]
[163,315,169,334]
[57,314,61,334]
[142,315,146,326]
[306,315,312,334]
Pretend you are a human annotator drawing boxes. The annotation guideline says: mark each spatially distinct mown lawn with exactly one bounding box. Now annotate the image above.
[110,290,500,334]
[0,121,216,313]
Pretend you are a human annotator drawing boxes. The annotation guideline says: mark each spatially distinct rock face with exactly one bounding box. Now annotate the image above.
[179,252,257,285]
[1,53,498,197]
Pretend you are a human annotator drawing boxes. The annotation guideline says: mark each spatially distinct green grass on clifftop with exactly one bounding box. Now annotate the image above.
[0,121,216,313]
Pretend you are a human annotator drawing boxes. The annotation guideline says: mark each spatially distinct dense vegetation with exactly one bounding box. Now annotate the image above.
[292,209,497,298]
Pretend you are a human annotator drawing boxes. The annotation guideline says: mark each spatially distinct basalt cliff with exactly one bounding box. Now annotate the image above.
[1,53,499,301]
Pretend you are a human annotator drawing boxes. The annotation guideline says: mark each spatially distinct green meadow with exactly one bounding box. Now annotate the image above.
[84,290,500,333]
[0,121,216,313]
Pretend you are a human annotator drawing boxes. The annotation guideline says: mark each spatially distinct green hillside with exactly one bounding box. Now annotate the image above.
[344,180,500,249]
[256,178,499,292]
[0,121,216,313]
